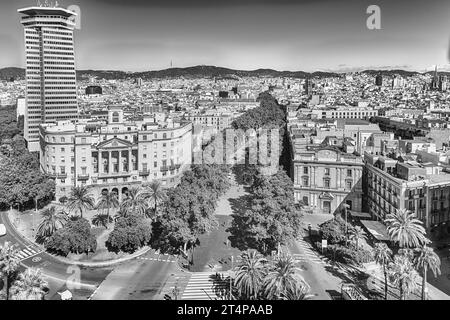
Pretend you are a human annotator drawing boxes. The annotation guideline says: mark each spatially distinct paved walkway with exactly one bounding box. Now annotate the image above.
[288,239,344,300]
[214,172,249,216]
[292,238,328,266]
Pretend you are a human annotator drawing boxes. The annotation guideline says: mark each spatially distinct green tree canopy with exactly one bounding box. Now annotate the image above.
[44,218,97,256]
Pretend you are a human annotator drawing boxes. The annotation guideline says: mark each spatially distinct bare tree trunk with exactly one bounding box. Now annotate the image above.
[383,265,388,300]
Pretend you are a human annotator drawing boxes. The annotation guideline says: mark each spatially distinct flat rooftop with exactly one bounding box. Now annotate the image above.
[18,6,77,17]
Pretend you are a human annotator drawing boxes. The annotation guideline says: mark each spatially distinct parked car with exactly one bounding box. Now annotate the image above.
[0,224,6,237]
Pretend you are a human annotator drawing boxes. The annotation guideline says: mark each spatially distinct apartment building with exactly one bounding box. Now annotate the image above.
[365,152,450,230]
[309,107,378,120]
[186,113,234,131]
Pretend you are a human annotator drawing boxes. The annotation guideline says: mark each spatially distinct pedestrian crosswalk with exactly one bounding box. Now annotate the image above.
[12,246,42,261]
[136,254,177,263]
[293,239,327,265]
[181,272,230,300]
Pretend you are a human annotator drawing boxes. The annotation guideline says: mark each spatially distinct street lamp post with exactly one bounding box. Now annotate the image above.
[343,204,350,247]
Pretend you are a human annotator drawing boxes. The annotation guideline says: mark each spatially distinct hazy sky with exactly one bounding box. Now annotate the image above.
[1,0,450,72]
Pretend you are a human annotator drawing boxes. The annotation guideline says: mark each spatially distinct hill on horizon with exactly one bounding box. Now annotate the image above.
[0,65,442,81]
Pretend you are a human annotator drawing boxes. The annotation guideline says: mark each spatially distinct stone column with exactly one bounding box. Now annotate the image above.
[108,151,112,174]
[129,148,133,172]
[119,150,122,173]
[97,151,101,174]
[330,168,340,189]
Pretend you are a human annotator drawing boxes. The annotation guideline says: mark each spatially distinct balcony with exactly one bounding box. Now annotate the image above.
[57,173,67,179]
[139,170,150,176]
[98,172,131,179]
[77,174,89,181]
[169,165,177,171]
[160,166,169,172]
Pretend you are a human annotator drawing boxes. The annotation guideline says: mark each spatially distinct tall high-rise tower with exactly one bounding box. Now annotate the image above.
[18,5,79,152]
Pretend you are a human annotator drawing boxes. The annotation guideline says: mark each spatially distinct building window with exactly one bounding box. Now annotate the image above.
[346,180,353,190]
[302,196,309,206]
[347,169,352,177]
[112,112,119,123]
[302,177,309,187]
[143,135,147,141]
[325,168,330,176]
[324,179,330,189]
[303,167,308,174]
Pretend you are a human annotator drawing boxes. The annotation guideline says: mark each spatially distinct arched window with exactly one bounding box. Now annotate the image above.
[112,112,119,123]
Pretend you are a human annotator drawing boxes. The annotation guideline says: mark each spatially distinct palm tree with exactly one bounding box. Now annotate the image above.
[9,268,48,300]
[0,242,20,300]
[262,251,309,300]
[120,186,148,217]
[35,206,69,244]
[414,245,441,300]
[66,186,95,219]
[349,226,367,252]
[389,253,419,300]
[373,242,393,300]
[385,209,428,248]
[234,250,268,300]
[96,191,119,221]
[144,181,166,218]
[91,214,113,229]
[279,284,313,300]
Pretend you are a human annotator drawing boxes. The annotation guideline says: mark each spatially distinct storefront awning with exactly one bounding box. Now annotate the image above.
[349,211,372,219]
[360,220,390,241]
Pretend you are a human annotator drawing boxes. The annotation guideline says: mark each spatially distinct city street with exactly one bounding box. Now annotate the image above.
[0,210,113,300]
[90,250,185,300]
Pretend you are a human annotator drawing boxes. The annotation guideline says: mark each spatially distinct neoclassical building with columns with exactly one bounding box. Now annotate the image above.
[39,106,192,201]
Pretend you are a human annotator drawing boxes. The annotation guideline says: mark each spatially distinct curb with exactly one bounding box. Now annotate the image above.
[46,246,152,268]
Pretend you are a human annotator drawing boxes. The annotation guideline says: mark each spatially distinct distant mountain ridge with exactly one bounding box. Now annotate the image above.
[0,65,446,81]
